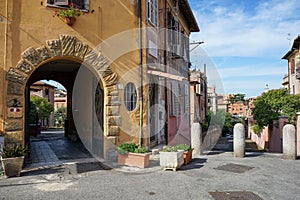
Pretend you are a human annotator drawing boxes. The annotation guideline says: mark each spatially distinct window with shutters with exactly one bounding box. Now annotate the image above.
[147,0,158,27]
[290,59,295,75]
[47,0,89,11]
[168,12,179,46]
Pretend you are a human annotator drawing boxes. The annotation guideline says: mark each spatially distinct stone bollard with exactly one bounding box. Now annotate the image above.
[191,123,202,155]
[234,123,245,157]
[282,124,297,160]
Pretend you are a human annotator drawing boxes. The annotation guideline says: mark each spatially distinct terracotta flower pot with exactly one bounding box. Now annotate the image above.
[118,152,151,168]
[183,148,194,165]
[64,17,76,26]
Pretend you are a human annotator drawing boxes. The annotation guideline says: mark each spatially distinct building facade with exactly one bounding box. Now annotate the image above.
[0,0,199,158]
[282,34,300,94]
[189,70,208,124]
[30,81,56,128]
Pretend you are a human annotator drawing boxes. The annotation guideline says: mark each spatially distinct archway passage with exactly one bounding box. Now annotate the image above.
[5,35,121,161]
[25,59,104,164]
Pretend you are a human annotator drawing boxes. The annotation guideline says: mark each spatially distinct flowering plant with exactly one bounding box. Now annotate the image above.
[53,3,82,19]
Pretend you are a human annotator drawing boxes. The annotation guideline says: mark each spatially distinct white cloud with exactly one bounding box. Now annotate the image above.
[190,0,300,57]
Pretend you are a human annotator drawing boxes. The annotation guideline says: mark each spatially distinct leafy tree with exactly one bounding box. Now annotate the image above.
[253,88,300,128]
[228,93,245,103]
[208,109,241,136]
[29,101,38,124]
[54,106,67,127]
[30,96,53,122]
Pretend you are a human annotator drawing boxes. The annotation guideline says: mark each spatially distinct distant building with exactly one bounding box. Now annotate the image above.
[207,86,218,114]
[282,34,300,94]
[217,94,228,111]
[54,89,67,112]
[190,70,208,124]
[30,81,56,128]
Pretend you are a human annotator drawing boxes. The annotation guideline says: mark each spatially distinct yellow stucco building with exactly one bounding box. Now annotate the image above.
[0,0,199,159]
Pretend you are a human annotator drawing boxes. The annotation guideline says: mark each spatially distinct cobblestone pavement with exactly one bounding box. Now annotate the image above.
[24,130,94,172]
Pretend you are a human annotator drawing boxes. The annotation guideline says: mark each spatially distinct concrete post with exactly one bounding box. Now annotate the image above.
[282,124,297,160]
[234,123,245,157]
[191,123,202,155]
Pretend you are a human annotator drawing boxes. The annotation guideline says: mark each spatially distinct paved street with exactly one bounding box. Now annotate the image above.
[1,150,299,200]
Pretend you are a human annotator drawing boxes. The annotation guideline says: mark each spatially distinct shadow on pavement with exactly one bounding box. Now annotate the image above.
[180,158,207,171]
[21,166,66,176]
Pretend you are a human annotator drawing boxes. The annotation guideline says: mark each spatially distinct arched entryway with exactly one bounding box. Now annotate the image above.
[5,35,121,159]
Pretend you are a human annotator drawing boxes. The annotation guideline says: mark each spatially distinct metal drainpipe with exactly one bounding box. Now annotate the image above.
[138,0,143,147]
[3,0,8,132]
[164,0,168,144]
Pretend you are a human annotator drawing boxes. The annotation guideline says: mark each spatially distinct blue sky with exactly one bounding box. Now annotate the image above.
[189,0,300,97]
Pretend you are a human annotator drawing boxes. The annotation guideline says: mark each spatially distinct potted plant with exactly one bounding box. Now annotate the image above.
[175,144,194,165]
[117,143,151,168]
[159,146,184,171]
[1,144,27,177]
[53,3,83,26]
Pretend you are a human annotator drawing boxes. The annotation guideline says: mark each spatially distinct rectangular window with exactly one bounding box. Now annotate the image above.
[290,59,295,75]
[47,0,89,11]
[147,0,158,27]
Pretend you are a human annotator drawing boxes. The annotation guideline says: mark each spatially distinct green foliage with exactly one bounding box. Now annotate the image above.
[161,144,191,152]
[208,109,240,135]
[161,145,178,152]
[252,124,262,135]
[54,3,82,18]
[30,96,54,121]
[29,101,38,124]
[54,106,67,127]
[117,143,149,154]
[134,146,148,154]
[229,93,245,103]
[1,144,27,158]
[175,144,191,151]
[253,88,300,127]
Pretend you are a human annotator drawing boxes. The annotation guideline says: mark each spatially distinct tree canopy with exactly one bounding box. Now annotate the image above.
[252,88,300,127]
[54,106,67,127]
[228,93,245,103]
[208,109,243,135]
[30,96,54,121]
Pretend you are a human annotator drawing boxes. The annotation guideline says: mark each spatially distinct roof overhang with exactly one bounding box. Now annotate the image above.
[179,0,200,32]
[282,34,300,59]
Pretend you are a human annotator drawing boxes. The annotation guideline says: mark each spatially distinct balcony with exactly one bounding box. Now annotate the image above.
[282,74,289,86]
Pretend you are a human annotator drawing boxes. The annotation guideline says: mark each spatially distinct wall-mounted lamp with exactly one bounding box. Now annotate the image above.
[117,82,124,90]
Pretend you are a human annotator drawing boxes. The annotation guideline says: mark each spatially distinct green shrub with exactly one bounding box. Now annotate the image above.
[252,124,262,135]
[1,144,27,158]
[134,146,148,154]
[175,144,191,151]
[161,146,178,152]
[117,143,148,154]
[117,143,137,154]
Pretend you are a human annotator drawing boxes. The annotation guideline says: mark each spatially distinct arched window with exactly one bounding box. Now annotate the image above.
[124,82,137,111]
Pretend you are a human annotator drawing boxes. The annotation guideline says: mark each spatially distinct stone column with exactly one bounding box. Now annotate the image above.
[234,123,245,157]
[282,124,297,160]
[296,113,300,156]
[191,123,202,155]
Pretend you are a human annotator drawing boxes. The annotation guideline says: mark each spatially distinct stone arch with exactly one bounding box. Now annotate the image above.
[5,34,120,146]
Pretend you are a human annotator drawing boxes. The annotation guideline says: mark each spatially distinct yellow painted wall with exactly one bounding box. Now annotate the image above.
[0,0,147,144]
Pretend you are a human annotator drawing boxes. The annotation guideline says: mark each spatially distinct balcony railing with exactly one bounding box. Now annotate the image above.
[282,74,289,85]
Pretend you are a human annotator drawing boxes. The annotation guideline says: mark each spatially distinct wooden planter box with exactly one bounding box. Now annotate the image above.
[183,148,194,165]
[159,150,184,171]
[1,156,24,177]
[118,152,151,168]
